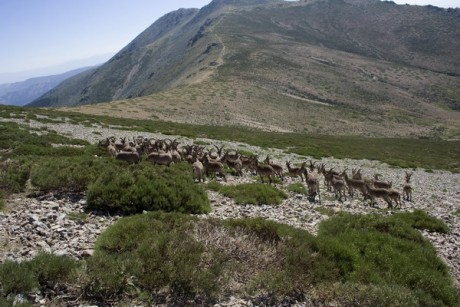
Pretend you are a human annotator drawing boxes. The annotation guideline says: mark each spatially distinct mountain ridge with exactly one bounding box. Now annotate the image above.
[30,0,460,138]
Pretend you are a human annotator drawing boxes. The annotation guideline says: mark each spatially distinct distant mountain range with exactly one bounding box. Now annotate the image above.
[27,0,460,138]
[0,66,97,106]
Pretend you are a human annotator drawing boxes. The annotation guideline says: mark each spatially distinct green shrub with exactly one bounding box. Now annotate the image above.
[316,212,459,306]
[85,212,229,302]
[87,163,210,214]
[207,182,287,205]
[30,155,116,192]
[30,252,80,287]
[0,159,31,193]
[0,260,37,295]
[224,217,337,298]
[0,253,79,299]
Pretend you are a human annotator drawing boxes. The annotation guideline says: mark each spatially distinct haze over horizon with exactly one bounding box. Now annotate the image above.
[0,0,457,84]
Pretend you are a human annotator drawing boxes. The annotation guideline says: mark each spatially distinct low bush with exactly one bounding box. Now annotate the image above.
[30,155,117,192]
[0,253,79,300]
[0,260,37,295]
[316,212,458,306]
[84,212,229,303]
[87,163,210,214]
[0,159,31,194]
[207,182,287,205]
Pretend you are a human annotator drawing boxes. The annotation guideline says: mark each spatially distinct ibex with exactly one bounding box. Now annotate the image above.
[264,155,284,181]
[192,157,205,183]
[341,170,368,200]
[286,161,306,182]
[116,151,141,164]
[252,157,276,185]
[365,183,392,208]
[373,174,393,190]
[403,171,413,201]
[203,153,227,182]
[332,176,347,202]
[304,160,321,203]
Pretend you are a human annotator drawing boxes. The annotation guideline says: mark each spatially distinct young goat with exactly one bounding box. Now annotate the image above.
[403,171,413,201]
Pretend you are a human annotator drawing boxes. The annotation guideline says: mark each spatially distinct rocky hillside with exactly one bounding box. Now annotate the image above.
[1,114,459,305]
[30,0,460,138]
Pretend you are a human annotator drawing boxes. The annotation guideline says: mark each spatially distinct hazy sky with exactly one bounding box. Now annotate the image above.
[0,0,458,83]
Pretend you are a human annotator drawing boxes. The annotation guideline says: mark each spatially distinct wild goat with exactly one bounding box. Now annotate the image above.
[116,151,141,164]
[373,174,393,190]
[365,183,392,208]
[147,150,173,167]
[100,138,118,157]
[403,171,413,201]
[332,176,347,202]
[304,161,321,203]
[341,170,368,200]
[222,151,243,177]
[264,155,284,181]
[203,153,227,182]
[252,157,276,185]
[388,189,402,208]
[286,161,306,182]
[192,157,205,183]
[320,164,339,191]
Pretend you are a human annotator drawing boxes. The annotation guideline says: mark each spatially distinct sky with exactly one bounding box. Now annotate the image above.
[0,0,458,83]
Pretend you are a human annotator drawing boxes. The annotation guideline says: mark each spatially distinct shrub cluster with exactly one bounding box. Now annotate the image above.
[315,211,458,306]
[1,211,458,306]
[207,182,287,205]
[87,163,210,214]
[0,253,79,303]
[30,155,116,193]
[84,212,228,303]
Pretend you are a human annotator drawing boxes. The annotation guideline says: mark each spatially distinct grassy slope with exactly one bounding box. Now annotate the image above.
[3,106,459,172]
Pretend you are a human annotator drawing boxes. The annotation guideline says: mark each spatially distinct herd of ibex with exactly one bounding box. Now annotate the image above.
[100,136,414,209]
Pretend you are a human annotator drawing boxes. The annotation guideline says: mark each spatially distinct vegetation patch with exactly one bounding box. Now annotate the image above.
[87,163,210,215]
[29,154,116,193]
[0,253,79,302]
[2,106,459,172]
[1,211,458,306]
[84,212,229,303]
[207,182,287,205]
[315,211,457,306]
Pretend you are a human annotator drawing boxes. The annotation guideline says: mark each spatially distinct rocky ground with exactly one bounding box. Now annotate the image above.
[1,117,459,305]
